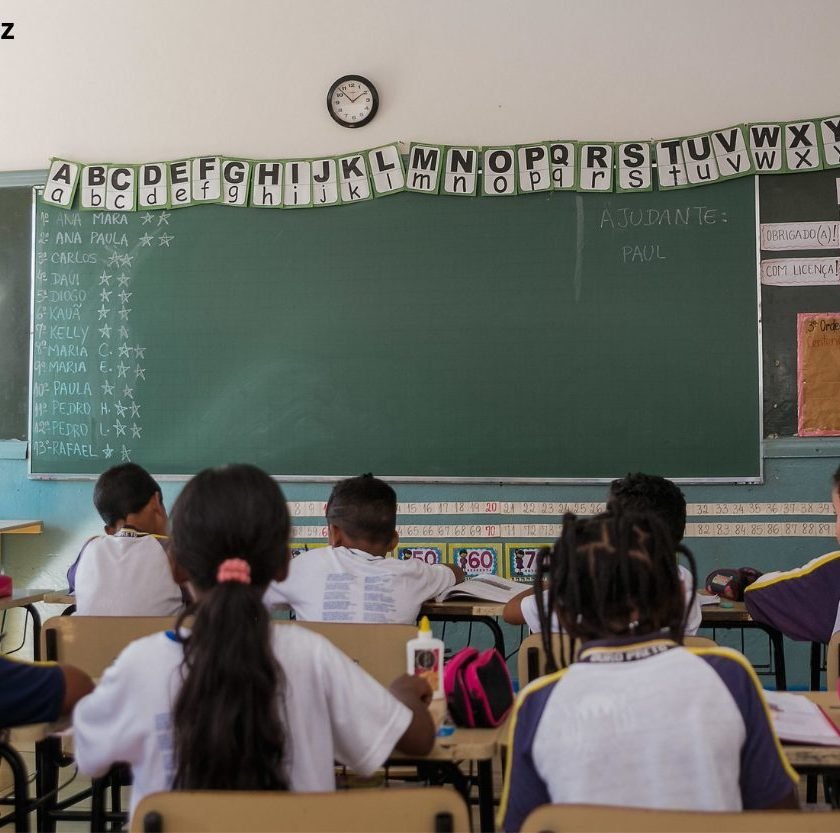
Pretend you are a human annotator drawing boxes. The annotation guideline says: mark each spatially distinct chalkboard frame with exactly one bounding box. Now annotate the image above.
[27,181,765,484]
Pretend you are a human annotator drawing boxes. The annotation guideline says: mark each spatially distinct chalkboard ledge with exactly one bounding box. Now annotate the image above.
[764,437,840,460]
[0,440,27,460]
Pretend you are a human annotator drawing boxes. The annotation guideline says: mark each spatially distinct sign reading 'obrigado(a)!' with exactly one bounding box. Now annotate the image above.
[42,116,840,211]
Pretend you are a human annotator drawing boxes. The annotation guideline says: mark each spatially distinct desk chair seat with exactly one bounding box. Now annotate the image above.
[131,787,471,833]
[521,803,838,832]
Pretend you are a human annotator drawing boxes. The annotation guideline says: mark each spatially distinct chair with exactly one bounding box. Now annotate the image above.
[39,615,180,832]
[521,804,840,832]
[130,787,471,833]
[827,629,840,691]
[274,621,417,686]
[516,633,718,686]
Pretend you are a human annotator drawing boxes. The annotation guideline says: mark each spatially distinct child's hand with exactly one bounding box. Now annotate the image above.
[389,673,433,706]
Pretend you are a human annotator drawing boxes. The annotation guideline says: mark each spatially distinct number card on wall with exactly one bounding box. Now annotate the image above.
[397,544,445,565]
[448,543,500,577]
[504,542,551,582]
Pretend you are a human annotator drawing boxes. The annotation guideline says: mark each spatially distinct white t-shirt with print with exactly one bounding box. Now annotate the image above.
[263,546,456,624]
[73,624,411,818]
[519,565,702,635]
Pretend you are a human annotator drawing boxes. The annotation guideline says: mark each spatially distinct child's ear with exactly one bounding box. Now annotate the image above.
[388,530,400,554]
[104,524,115,535]
[327,524,344,548]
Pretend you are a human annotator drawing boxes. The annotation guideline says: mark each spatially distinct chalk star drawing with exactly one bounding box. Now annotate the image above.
[98,271,112,286]
[131,424,142,439]
[101,380,115,396]
[122,254,135,267]
[133,345,146,359]
[139,233,155,247]
[107,253,121,266]
[98,324,112,339]
[114,401,127,418]
[119,326,130,339]
[122,384,134,399]
[158,233,174,247]
[116,273,131,287]
[157,211,171,226]
[113,419,126,437]
[97,305,110,320]
[118,290,132,304]
[118,307,132,321]
[141,212,155,225]
[118,343,131,358]
[135,366,146,380]
[116,362,130,378]
[120,445,131,462]
[100,288,112,303]
[102,444,114,459]
[130,402,141,418]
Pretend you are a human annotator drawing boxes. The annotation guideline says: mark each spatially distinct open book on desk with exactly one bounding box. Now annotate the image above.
[764,690,840,746]
[435,574,525,604]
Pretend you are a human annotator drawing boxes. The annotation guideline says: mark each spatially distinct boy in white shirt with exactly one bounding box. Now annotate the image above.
[264,474,464,623]
[67,463,189,615]
[503,473,702,636]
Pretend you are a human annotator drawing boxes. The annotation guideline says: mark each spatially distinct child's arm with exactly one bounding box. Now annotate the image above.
[60,664,95,715]
[444,563,465,584]
[503,588,534,625]
[387,674,435,755]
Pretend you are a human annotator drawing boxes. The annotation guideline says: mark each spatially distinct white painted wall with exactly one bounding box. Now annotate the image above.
[0,0,838,170]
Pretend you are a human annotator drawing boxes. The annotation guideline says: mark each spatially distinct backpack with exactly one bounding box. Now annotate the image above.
[705,567,763,601]
[443,647,514,728]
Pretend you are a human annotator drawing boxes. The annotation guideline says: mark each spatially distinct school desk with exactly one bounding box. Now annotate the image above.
[700,601,787,690]
[420,599,507,656]
[0,589,50,661]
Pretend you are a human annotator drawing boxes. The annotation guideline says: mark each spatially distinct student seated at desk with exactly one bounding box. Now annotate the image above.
[499,511,798,833]
[503,473,701,636]
[73,464,434,818]
[67,463,189,616]
[263,474,464,623]
[744,464,840,643]
[0,655,92,726]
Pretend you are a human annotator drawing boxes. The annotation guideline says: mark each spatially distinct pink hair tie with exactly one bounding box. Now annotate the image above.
[217,558,251,585]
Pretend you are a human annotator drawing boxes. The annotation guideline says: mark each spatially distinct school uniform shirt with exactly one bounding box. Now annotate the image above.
[73,623,411,818]
[0,655,65,727]
[262,546,456,624]
[499,634,797,832]
[70,529,185,616]
[744,550,840,643]
[519,565,702,635]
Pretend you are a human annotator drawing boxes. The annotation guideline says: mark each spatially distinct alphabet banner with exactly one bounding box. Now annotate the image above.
[42,114,840,209]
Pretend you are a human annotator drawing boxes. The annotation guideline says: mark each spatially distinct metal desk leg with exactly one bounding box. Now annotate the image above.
[35,735,60,833]
[25,605,41,662]
[0,742,31,832]
[766,627,786,691]
[476,758,495,833]
[810,641,823,691]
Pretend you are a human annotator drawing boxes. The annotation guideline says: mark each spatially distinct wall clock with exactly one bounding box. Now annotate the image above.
[327,75,379,128]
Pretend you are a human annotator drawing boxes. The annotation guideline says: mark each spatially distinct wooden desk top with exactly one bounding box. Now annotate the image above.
[0,588,50,609]
[779,691,840,771]
[0,520,43,534]
[421,599,507,618]
[699,601,752,623]
[42,591,74,605]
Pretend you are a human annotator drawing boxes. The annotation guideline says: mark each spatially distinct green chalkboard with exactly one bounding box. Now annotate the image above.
[759,169,840,437]
[30,179,760,480]
[0,187,32,440]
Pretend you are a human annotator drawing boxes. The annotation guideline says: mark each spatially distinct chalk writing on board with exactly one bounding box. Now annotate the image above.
[31,207,178,466]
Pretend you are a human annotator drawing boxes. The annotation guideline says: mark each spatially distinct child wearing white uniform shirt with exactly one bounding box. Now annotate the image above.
[264,475,463,623]
[67,463,187,616]
[499,511,798,832]
[74,464,434,818]
[504,473,702,636]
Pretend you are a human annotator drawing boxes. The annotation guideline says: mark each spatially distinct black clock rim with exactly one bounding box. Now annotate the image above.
[327,74,379,129]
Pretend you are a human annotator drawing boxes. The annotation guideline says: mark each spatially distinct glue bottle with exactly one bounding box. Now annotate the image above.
[406,616,445,700]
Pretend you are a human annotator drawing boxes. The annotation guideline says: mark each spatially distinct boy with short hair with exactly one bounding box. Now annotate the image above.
[67,463,189,616]
[503,472,702,635]
[263,474,464,624]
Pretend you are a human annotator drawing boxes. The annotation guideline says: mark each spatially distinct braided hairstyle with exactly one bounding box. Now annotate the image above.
[534,511,698,673]
[168,463,291,790]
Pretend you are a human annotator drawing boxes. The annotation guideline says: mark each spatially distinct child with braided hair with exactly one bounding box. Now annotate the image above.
[73,463,434,819]
[499,511,798,832]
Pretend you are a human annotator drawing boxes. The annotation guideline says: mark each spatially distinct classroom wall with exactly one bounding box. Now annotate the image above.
[2,0,840,685]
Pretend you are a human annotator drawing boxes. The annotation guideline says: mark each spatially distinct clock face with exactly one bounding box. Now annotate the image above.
[327,75,379,128]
